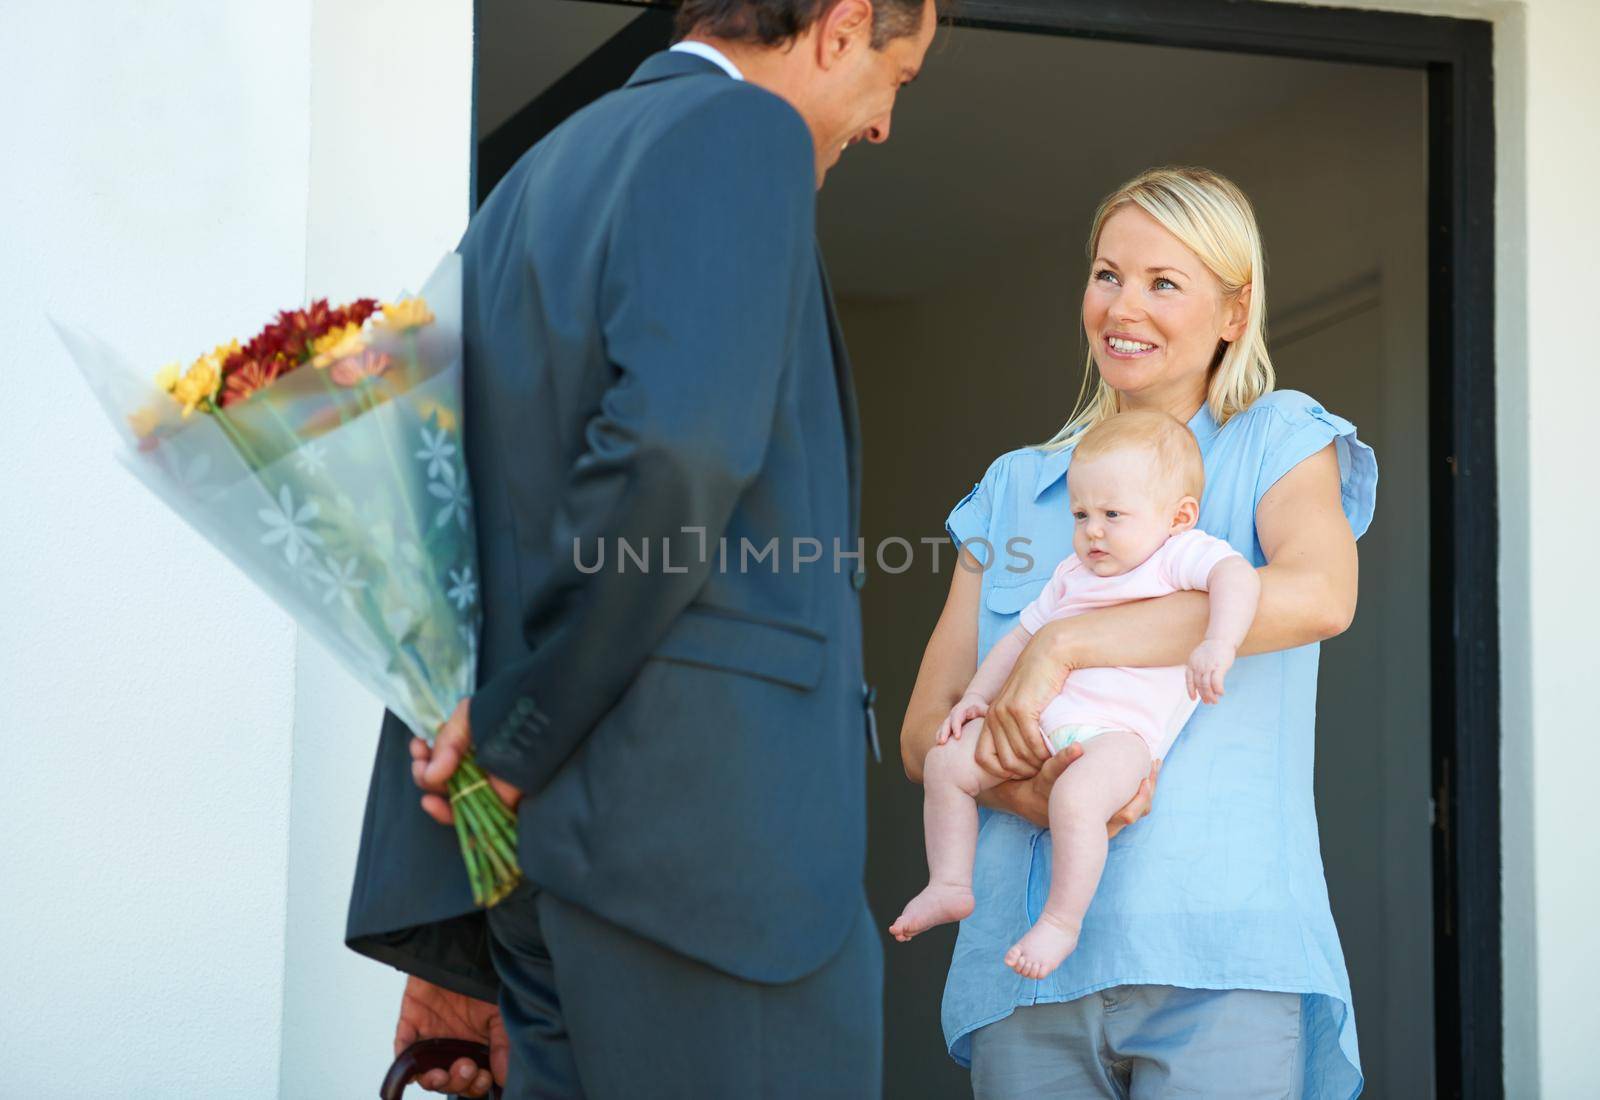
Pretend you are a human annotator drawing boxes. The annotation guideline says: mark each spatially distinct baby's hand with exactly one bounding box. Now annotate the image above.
[938,692,989,744]
[1186,639,1237,704]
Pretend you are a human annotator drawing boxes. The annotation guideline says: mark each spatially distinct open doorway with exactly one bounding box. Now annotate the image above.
[826,26,1431,1099]
[473,2,1499,1097]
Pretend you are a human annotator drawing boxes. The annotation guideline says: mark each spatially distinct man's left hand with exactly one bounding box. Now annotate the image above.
[411,697,524,825]
[394,975,508,1096]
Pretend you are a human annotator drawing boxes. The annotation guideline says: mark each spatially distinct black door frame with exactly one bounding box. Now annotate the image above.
[475,1,1501,1095]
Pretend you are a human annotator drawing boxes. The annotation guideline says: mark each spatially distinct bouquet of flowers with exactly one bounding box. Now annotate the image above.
[56,253,521,908]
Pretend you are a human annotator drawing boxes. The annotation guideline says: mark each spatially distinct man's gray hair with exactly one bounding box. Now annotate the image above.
[674,0,934,50]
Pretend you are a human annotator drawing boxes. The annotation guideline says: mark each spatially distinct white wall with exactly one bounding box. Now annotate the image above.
[0,1,309,1095]
[0,2,470,1094]
[1493,3,1599,1094]
[278,1,475,1097]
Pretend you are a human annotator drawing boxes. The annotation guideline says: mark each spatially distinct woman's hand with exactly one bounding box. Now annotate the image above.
[980,620,1075,777]
[974,718,1045,781]
[981,743,1161,833]
[974,721,1030,781]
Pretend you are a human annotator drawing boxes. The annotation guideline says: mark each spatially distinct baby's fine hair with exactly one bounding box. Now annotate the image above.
[1072,409,1205,501]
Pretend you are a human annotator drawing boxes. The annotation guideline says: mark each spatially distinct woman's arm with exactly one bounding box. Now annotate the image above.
[899,550,983,785]
[981,443,1358,777]
[899,550,1156,831]
[967,625,1030,703]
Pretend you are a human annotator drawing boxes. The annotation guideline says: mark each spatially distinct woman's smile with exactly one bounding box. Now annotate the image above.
[1102,331,1160,359]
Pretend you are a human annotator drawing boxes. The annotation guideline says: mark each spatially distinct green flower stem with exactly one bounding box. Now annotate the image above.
[349,345,457,729]
[206,398,271,473]
[459,787,517,876]
[471,805,519,871]
[463,778,520,862]
[451,794,497,895]
[456,759,518,839]
[466,809,520,901]
[454,791,517,892]
[453,807,489,907]
[310,359,355,431]
[448,764,522,900]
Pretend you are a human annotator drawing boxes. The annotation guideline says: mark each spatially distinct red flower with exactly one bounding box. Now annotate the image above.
[334,298,380,329]
[216,295,384,401]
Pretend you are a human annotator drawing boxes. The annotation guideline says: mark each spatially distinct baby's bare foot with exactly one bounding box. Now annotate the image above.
[889,884,975,942]
[1003,912,1080,979]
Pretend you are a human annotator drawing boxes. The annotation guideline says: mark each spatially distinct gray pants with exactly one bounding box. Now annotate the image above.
[970,985,1305,1099]
[484,883,883,1099]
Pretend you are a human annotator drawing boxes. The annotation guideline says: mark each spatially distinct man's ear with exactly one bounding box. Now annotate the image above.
[817,0,874,70]
[1220,283,1252,343]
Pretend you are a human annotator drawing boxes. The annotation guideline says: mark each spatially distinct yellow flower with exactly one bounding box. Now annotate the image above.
[310,323,365,369]
[154,362,181,392]
[375,297,434,333]
[127,404,162,437]
[415,398,457,432]
[171,357,221,418]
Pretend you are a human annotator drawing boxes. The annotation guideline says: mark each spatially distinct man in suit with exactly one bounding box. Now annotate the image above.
[343,1,940,1096]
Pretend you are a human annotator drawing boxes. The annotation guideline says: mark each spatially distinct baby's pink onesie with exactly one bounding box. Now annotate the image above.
[1019,528,1245,760]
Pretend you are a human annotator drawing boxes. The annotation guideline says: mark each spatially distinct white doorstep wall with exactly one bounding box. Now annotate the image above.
[0,1,310,1095]
[277,0,474,1095]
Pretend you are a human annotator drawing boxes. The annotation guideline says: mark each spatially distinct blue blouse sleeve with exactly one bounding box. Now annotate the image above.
[945,454,1006,552]
[1251,389,1378,539]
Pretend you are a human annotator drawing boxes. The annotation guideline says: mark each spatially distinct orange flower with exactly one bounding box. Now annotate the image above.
[222,358,283,405]
[330,349,391,387]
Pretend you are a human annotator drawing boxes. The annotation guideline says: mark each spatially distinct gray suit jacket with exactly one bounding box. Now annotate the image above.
[345,51,874,1000]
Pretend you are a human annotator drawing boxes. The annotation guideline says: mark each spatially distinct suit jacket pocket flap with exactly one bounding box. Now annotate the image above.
[649,607,826,691]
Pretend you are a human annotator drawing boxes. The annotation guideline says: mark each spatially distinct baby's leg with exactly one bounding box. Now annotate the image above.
[889,727,1009,942]
[1005,731,1151,979]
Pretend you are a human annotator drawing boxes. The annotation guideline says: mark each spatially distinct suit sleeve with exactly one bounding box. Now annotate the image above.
[345,709,500,998]
[470,88,818,796]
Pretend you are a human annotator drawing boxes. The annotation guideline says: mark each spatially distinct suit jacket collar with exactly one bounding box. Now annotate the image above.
[625,50,729,88]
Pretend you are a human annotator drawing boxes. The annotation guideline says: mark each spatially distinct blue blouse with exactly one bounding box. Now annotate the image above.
[941,390,1377,1099]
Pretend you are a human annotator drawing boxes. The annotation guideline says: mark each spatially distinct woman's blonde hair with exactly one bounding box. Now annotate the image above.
[1040,166,1275,452]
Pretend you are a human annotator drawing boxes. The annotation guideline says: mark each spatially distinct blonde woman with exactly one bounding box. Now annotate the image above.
[901,167,1375,1098]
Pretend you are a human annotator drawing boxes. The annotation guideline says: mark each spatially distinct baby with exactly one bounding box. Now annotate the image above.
[890,409,1261,980]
